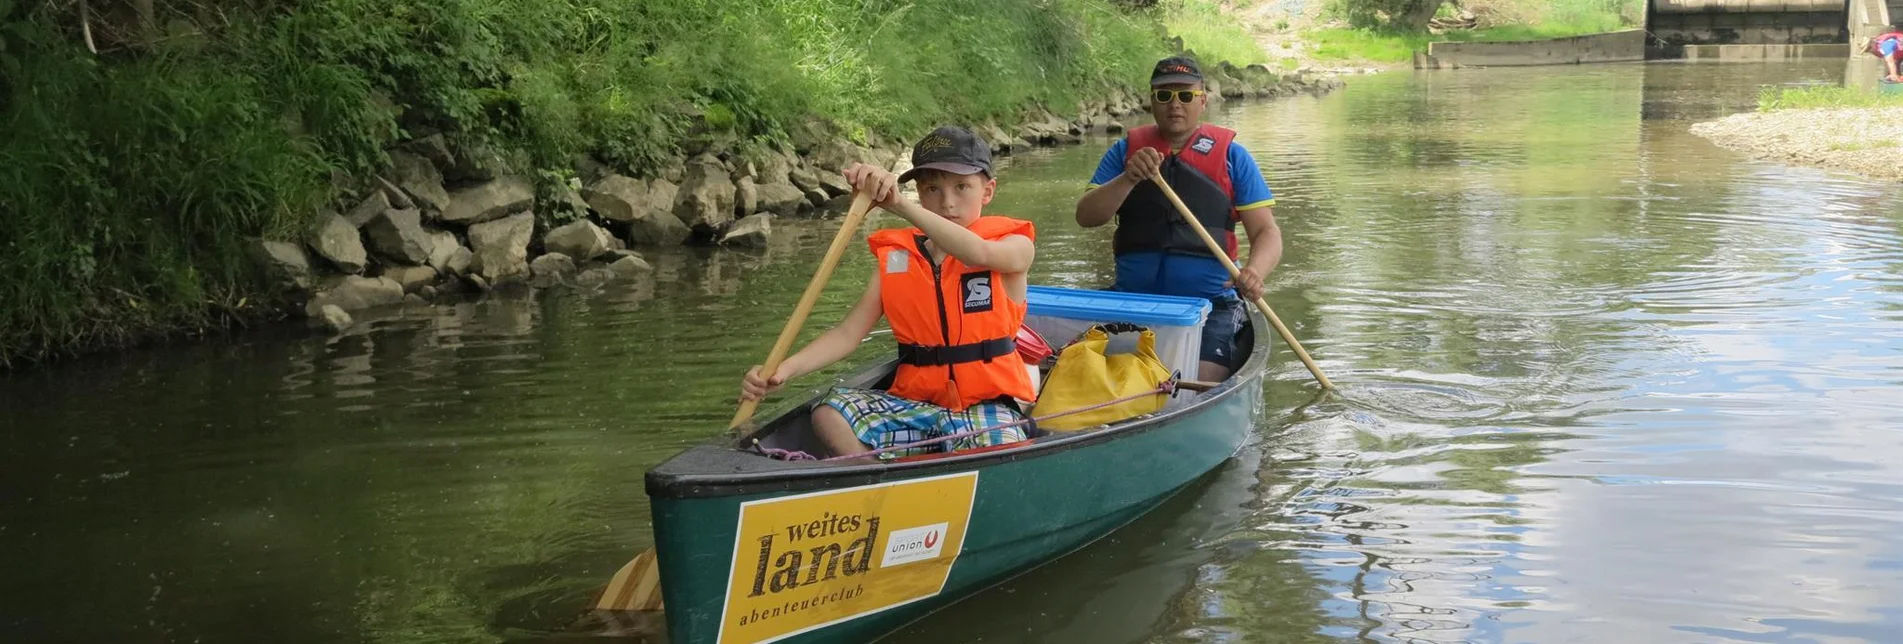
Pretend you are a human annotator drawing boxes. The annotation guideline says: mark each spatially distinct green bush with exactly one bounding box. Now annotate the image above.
[0,0,1191,365]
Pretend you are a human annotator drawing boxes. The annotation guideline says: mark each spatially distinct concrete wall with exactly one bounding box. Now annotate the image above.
[1847,0,1893,91]
[1682,43,1852,58]
[1850,0,1893,45]
[1653,0,1844,13]
[1648,9,1847,46]
[1416,30,1646,68]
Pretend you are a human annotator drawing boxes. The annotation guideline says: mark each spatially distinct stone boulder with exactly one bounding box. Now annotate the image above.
[306,212,367,274]
[467,213,535,281]
[530,252,577,280]
[609,254,652,277]
[801,186,829,208]
[544,219,614,261]
[404,134,455,171]
[374,176,414,210]
[735,176,759,216]
[721,213,773,247]
[809,140,874,174]
[585,175,689,246]
[306,276,404,314]
[441,176,533,225]
[445,247,474,276]
[790,166,850,199]
[425,230,463,273]
[675,157,736,233]
[384,265,439,294]
[366,208,433,265]
[575,267,613,288]
[756,181,808,216]
[250,239,312,290]
[344,191,390,228]
[390,151,450,215]
[659,155,687,183]
[758,147,796,185]
[317,304,352,332]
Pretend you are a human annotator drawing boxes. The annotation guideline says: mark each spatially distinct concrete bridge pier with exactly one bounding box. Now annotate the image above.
[1645,0,1897,62]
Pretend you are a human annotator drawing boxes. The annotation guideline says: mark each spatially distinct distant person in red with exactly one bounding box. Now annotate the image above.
[1861,25,1903,83]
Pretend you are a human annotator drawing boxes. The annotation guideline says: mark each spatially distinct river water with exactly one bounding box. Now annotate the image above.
[7,60,1903,643]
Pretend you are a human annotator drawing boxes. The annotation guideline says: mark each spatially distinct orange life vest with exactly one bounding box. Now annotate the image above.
[867,216,1038,410]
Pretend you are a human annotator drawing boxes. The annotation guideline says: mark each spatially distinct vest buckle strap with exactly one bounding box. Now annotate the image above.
[897,337,1017,367]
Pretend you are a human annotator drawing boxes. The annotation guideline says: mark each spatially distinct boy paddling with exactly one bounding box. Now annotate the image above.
[741,126,1037,460]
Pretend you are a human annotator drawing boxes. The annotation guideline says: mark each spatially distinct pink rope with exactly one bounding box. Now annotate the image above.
[752,379,1178,462]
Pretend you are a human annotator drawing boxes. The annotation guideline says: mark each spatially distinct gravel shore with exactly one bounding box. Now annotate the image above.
[1689,107,1903,182]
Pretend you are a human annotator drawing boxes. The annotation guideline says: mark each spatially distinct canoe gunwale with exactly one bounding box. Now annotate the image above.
[645,307,1274,500]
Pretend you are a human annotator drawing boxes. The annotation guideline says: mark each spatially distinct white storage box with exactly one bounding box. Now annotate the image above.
[1023,285,1211,384]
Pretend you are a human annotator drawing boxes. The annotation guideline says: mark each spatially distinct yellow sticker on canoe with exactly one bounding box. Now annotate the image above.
[716,471,979,644]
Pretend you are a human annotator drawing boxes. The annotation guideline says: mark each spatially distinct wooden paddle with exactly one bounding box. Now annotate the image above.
[592,190,876,614]
[1150,176,1334,390]
[731,190,879,427]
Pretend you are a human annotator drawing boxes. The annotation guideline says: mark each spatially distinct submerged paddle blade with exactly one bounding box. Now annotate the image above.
[593,547,665,612]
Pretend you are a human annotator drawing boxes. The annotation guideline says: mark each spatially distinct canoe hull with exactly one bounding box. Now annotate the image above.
[648,374,1261,644]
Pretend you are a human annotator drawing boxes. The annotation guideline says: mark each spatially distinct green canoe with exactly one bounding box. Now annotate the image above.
[639,291,1272,644]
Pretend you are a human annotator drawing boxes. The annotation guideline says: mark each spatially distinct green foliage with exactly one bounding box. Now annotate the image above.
[1312,27,1437,62]
[1164,0,1268,65]
[0,0,1191,365]
[1315,0,1641,62]
[1324,0,1445,30]
[1758,85,1903,112]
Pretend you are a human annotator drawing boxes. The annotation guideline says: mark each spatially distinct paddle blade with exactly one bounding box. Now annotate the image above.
[593,547,665,612]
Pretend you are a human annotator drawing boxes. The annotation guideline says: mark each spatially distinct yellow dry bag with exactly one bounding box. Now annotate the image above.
[1033,325,1174,432]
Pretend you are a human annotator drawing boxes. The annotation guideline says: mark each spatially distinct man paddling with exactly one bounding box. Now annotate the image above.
[740,126,1037,460]
[1073,56,1283,381]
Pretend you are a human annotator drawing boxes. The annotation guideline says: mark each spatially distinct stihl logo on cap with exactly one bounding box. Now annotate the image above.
[1163,64,1192,73]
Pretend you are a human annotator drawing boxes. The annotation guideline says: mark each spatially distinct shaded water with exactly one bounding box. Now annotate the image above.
[8,60,1903,643]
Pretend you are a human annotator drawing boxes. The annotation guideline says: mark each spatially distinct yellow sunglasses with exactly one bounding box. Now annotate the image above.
[1152,89,1206,103]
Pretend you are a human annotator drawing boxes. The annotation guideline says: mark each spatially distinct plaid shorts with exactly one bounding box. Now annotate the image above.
[819,387,1028,459]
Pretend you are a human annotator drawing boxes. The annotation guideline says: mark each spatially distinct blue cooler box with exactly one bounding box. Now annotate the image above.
[1023,286,1212,383]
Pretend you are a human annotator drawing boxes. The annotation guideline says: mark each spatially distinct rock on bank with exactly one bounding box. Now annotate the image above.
[250,62,1345,333]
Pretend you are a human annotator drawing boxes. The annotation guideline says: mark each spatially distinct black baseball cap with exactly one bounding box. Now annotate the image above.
[1150,56,1203,87]
[897,126,992,183]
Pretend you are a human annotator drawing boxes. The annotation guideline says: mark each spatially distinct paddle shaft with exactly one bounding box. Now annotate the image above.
[1149,176,1334,390]
[731,192,877,427]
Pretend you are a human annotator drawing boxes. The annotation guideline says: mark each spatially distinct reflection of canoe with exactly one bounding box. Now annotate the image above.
[640,286,1271,644]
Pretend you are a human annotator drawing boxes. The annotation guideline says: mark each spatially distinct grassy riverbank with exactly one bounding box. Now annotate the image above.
[1693,84,1903,182]
[1252,0,1642,65]
[0,0,1269,367]
[1758,86,1903,112]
